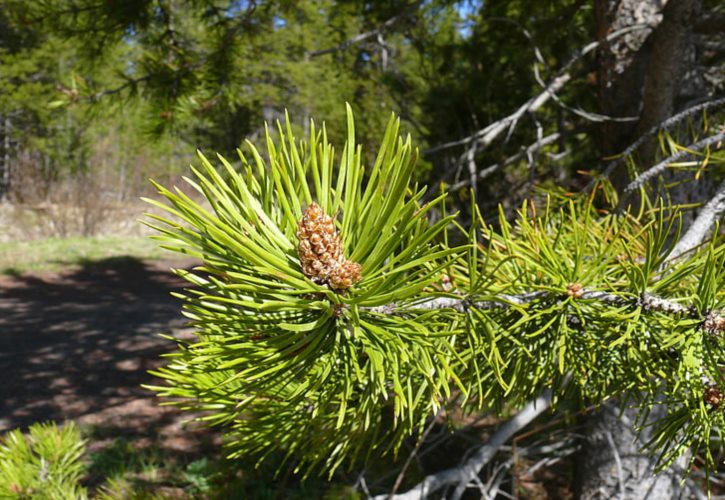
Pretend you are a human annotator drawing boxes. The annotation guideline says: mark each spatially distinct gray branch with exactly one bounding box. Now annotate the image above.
[669,179,725,259]
[599,97,725,182]
[367,291,548,314]
[373,391,552,500]
[424,75,571,156]
[444,132,562,193]
[366,288,697,318]
[306,7,416,58]
[424,23,652,157]
[621,131,725,200]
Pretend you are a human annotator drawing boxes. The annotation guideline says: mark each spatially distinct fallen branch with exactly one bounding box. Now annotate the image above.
[424,74,571,156]
[388,407,446,497]
[443,131,562,194]
[424,23,652,157]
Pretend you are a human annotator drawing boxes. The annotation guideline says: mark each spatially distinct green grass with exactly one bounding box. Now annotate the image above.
[0,236,174,275]
[82,434,361,499]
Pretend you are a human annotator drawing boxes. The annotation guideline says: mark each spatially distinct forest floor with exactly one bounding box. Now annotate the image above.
[0,255,230,495]
[0,255,199,437]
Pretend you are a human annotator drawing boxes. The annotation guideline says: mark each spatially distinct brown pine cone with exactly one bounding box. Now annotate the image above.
[704,385,723,409]
[297,202,343,282]
[297,203,361,291]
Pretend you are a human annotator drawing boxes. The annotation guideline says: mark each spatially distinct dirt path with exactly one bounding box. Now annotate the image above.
[0,256,214,454]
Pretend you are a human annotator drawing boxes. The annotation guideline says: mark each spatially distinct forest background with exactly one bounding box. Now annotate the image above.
[2,0,718,238]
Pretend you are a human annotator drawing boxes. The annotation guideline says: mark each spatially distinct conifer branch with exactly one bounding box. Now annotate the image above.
[367,289,693,316]
[620,131,725,204]
[597,97,725,183]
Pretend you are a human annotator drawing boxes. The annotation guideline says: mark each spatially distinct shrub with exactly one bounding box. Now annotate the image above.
[0,421,87,499]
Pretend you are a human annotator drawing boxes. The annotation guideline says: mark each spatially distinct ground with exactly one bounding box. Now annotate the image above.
[0,256,216,457]
[0,252,362,497]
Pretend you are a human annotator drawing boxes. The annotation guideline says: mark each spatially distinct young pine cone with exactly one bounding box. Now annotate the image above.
[704,385,724,409]
[297,203,361,291]
[329,260,362,291]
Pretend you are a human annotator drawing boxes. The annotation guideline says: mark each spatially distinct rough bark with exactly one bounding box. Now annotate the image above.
[595,0,663,159]
[637,0,703,155]
[574,401,689,499]
[595,0,705,172]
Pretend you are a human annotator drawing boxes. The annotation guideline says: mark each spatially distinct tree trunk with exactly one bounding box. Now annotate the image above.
[637,0,703,163]
[594,0,703,183]
[594,0,662,161]
[0,117,10,202]
[578,1,705,497]
[574,400,689,499]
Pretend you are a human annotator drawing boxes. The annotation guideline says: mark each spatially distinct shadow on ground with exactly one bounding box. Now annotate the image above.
[0,256,214,454]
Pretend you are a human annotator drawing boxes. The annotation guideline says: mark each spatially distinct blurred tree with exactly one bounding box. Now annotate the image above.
[0,5,88,199]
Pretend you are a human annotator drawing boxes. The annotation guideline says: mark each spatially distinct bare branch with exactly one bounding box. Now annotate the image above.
[620,131,725,203]
[423,23,652,157]
[669,179,725,259]
[424,75,571,156]
[605,430,626,500]
[307,6,418,58]
[388,407,446,497]
[597,97,725,184]
[373,391,552,500]
[532,60,637,124]
[449,132,563,192]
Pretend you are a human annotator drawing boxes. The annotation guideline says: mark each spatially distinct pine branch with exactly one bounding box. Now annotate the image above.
[373,391,552,500]
[597,96,725,184]
[620,131,725,205]
[367,289,691,316]
[88,74,153,100]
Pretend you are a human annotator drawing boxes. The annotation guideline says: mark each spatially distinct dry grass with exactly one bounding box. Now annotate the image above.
[0,235,173,275]
[0,202,160,242]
